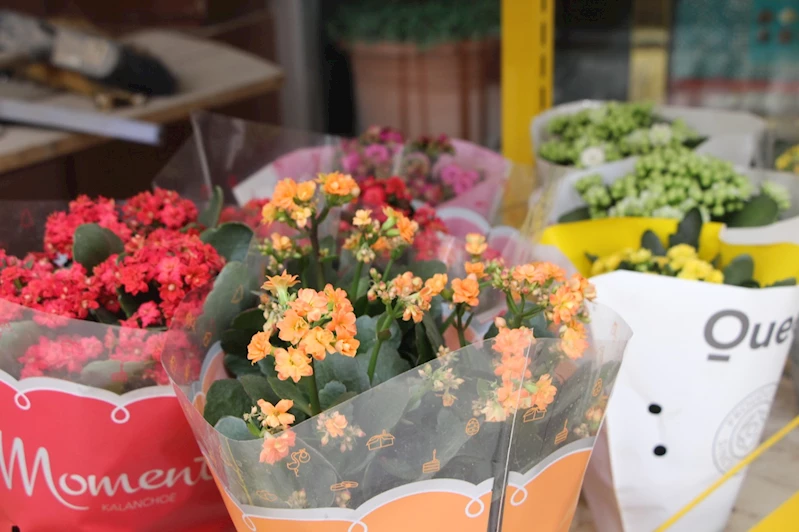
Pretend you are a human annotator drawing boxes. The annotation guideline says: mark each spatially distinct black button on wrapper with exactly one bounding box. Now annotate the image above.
[654,445,667,456]
[649,404,662,414]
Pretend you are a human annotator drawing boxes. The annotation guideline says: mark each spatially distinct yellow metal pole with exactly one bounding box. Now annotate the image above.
[501,0,554,164]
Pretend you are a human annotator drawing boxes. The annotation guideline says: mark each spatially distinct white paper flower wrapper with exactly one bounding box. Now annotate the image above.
[530,241,799,532]
[161,268,632,532]
[530,100,767,183]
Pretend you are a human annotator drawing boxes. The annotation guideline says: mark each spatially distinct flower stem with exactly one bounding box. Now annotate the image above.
[455,305,468,348]
[381,257,395,282]
[350,260,364,300]
[307,361,322,415]
[512,295,526,328]
[367,306,393,384]
[439,311,457,335]
[308,223,325,290]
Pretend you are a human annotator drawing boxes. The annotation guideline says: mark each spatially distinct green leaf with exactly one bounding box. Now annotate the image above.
[421,313,444,352]
[769,277,797,287]
[198,185,224,228]
[726,194,780,228]
[203,379,254,426]
[356,344,410,386]
[72,223,124,271]
[80,360,149,390]
[231,308,266,332]
[200,222,254,262]
[723,254,755,286]
[196,261,253,344]
[410,260,447,281]
[220,329,252,357]
[668,208,702,249]
[257,357,278,378]
[214,416,258,441]
[0,321,40,375]
[117,291,141,318]
[239,374,279,404]
[223,354,261,377]
[91,307,120,325]
[477,378,493,400]
[314,352,371,394]
[319,380,348,409]
[557,206,592,223]
[585,252,598,262]
[355,315,402,354]
[414,323,435,364]
[641,230,666,256]
[267,377,313,415]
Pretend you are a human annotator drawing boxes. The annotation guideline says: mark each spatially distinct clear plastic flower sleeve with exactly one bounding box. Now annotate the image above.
[153,111,510,223]
[531,100,767,182]
[162,271,632,532]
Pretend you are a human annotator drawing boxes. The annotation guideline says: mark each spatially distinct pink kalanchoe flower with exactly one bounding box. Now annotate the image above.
[18,335,104,378]
[440,163,480,195]
[363,144,391,164]
[341,152,362,174]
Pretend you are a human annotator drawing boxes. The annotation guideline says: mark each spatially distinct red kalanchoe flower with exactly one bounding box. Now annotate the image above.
[18,335,104,378]
[44,196,132,260]
[122,188,199,232]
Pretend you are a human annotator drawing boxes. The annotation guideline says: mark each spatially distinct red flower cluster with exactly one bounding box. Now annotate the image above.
[19,335,104,378]
[0,250,101,324]
[122,188,199,232]
[94,229,224,328]
[44,196,131,260]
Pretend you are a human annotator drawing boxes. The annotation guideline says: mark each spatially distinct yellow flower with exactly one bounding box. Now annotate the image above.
[667,244,697,270]
[353,209,372,227]
[629,248,652,265]
[258,399,295,428]
[465,233,487,256]
[707,270,724,284]
[677,258,714,281]
[271,233,292,252]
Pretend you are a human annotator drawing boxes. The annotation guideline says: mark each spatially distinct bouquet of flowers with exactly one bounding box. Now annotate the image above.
[775,144,799,174]
[534,212,799,532]
[538,102,704,168]
[160,171,632,531]
[171,113,510,224]
[557,148,794,226]
[0,189,252,531]
[531,100,766,181]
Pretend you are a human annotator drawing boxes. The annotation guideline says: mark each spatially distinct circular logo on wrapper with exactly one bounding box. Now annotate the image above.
[712,383,777,473]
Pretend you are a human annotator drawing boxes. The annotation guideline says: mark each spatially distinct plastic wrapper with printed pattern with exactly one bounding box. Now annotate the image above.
[530,100,767,183]
[533,217,799,532]
[0,203,232,531]
[153,112,510,224]
[161,260,632,532]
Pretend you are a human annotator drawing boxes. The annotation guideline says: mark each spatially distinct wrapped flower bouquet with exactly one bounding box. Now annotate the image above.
[161,172,632,531]
[531,100,766,181]
[534,211,799,531]
[0,190,253,531]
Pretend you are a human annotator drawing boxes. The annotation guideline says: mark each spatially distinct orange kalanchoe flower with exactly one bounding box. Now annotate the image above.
[318,172,360,198]
[260,429,296,464]
[271,178,300,210]
[299,326,336,360]
[258,399,295,428]
[465,233,487,256]
[566,273,596,302]
[296,181,317,202]
[262,272,299,295]
[425,273,448,295]
[273,347,313,383]
[531,374,557,410]
[549,285,581,326]
[277,309,310,344]
[247,331,273,364]
[271,233,293,252]
[334,336,359,357]
[560,321,589,360]
[292,288,329,322]
[352,209,372,227]
[452,274,480,307]
[465,261,485,278]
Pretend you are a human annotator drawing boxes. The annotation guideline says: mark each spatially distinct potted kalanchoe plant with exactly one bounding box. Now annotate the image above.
[557,147,793,227]
[0,188,249,532]
[537,102,704,169]
[161,171,632,531]
[535,210,799,532]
